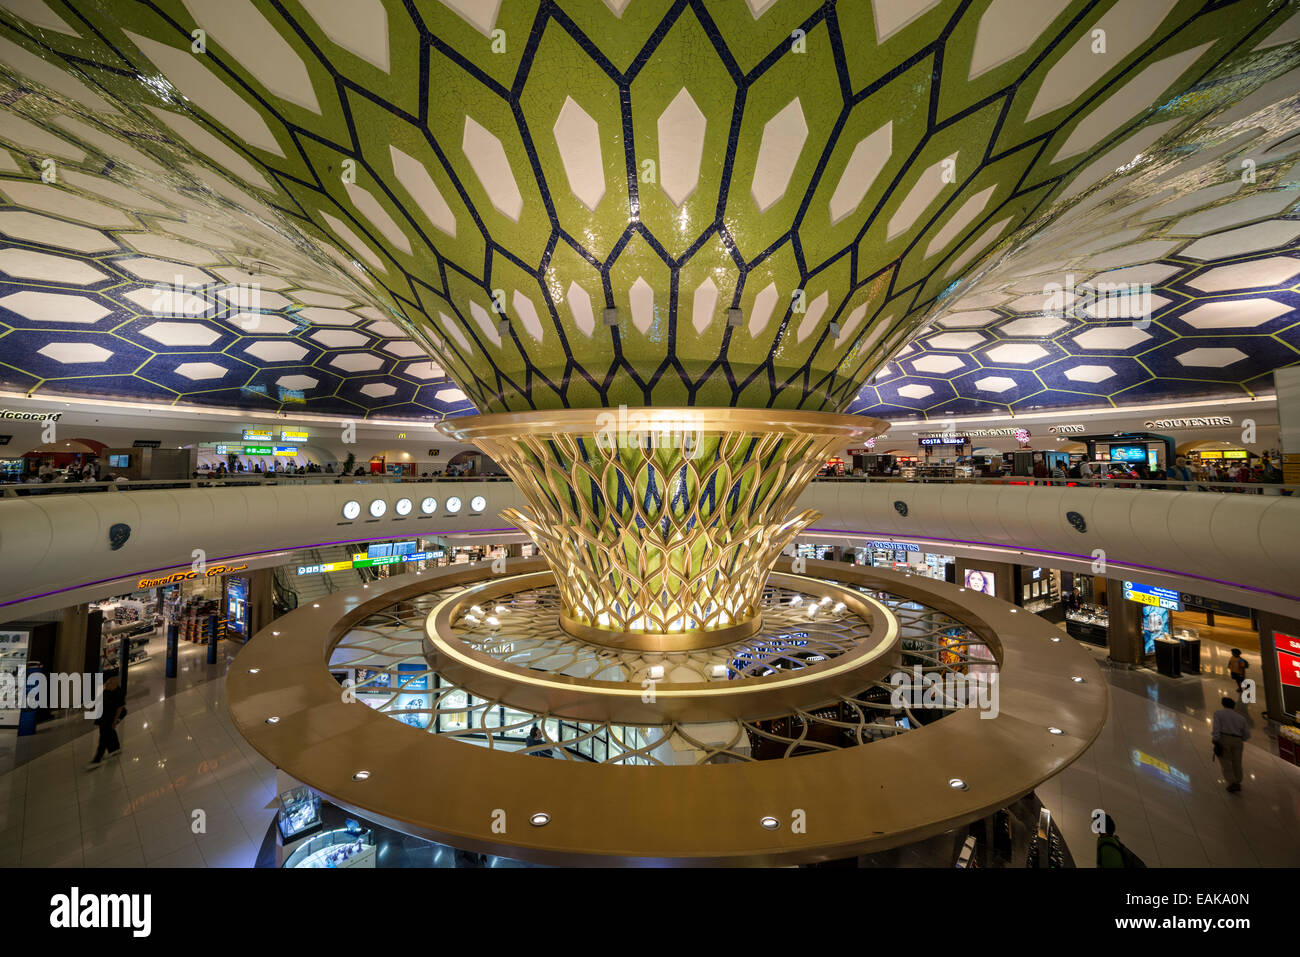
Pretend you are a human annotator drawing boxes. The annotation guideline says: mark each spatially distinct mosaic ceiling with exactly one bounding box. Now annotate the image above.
[0,0,1296,420]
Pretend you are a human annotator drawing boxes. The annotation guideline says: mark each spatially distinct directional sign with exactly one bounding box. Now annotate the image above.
[1122,581,1181,611]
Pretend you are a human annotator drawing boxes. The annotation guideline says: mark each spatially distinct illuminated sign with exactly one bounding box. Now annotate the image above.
[244,446,273,455]
[0,409,61,421]
[242,429,273,440]
[1222,450,1248,459]
[1143,416,1232,430]
[863,540,921,553]
[1122,581,1181,611]
[1274,634,1300,717]
[918,428,1029,438]
[273,445,298,457]
[1048,424,1085,434]
[296,550,443,576]
[138,563,248,589]
[919,435,968,446]
[280,430,309,441]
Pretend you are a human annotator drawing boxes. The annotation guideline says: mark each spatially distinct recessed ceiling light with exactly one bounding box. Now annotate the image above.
[1048,727,1064,735]
[353,770,370,781]
[530,812,550,826]
[948,778,968,790]
[265,716,280,724]
[248,668,260,674]
[759,816,780,830]
[1071,675,1084,683]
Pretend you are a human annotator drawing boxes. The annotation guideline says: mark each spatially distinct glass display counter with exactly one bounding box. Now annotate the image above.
[277,786,322,841]
[283,827,376,869]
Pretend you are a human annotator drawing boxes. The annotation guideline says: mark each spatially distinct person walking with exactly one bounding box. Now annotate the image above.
[1095,813,1144,868]
[1211,697,1250,792]
[1227,649,1249,696]
[85,674,126,770]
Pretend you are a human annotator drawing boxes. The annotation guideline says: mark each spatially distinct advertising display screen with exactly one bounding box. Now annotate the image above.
[225,577,249,637]
[108,453,130,468]
[963,569,995,597]
[1141,605,1171,655]
[0,630,30,728]
[1110,445,1147,463]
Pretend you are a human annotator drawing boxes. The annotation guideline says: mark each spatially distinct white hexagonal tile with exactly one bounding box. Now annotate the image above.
[469,300,501,347]
[829,122,892,225]
[216,285,291,310]
[318,210,385,272]
[1180,298,1291,330]
[434,387,468,403]
[124,287,212,316]
[1063,364,1116,383]
[1187,256,1300,292]
[986,343,1049,364]
[364,320,405,339]
[116,258,215,289]
[0,182,134,228]
[751,98,808,212]
[1071,326,1153,350]
[276,374,317,391]
[383,341,425,358]
[1088,262,1182,286]
[0,211,114,253]
[1000,316,1068,337]
[927,331,986,350]
[748,282,779,338]
[211,266,292,289]
[629,276,654,334]
[887,152,958,241]
[310,328,369,348]
[973,375,1017,393]
[246,341,308,362]
[566,281,595,337]
[125,31,283,155]
[288,289,355,308]
[299,0,390,71]
[173,361,228,381]
[969,0,1072,79]
[121,234,218,265]
[140,321,221,347]
[182,0,320,113]
[0,33,115,112]
[439,312,473,354]
[795,290,830,344]
[553,96,605,211]
[691,276,719,334]
[658,88,707,208]
[37,342,113,364]
[462,115,523,221]
[944,216,1013,280]
[0,111,85,161]
[873,0,943,41]
[437,0,502,35]
[836,301,869,346]
[511,290,545,343]
[925,184,996,259]
[1182,220,1300,261]
[0,291,109,324]
[298,306,362,326]
[359,382,397,399]
[403,361,445,380]
[895,383,935,400]
[1172,189,1299,236]
[330,352,383,372]
[0,248,106,285]
[388,144,456,238]
[344,182,412,255]
[936,310,998,328]
[1175,347,1248,368]
[911,354,965,374]
[228,312,296,335]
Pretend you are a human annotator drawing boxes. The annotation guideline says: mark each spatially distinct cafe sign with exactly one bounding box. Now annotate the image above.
[0,408,61,421]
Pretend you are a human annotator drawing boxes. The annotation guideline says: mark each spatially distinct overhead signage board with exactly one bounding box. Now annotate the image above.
[917,427,1029,438]
[137,563,248,589]
[242,429,273,441]
[0,409,60,421]
[919,436,968,446]
[1275,633,1300,717]
[297,550,442,576]
[1143,417,1232,430]
[273,445,298,457]
[280,430,309,441]
[132,439,162,448]
[863,540,921,552]
[244,446,273,455]
[1123,581,1181,611]
[1048,424,1085,434]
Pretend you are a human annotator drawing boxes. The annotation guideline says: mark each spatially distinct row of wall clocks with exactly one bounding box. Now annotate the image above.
[340,495,487,521]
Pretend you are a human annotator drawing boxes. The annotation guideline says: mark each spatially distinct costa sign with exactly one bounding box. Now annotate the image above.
[137,563,248,589]
[1143,416,1233,430]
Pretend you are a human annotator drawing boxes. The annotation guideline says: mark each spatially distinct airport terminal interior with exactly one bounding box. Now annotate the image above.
[0,0,1299,875]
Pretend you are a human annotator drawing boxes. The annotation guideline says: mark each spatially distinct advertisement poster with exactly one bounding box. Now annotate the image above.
[0,630,30,727]
[963,569,996,597]
[1141,606,1171,655]
[1275,633,1300,718]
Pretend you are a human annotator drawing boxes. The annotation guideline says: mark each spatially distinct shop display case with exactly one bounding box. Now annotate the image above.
[277,786,323,842]
[283,826,376,869]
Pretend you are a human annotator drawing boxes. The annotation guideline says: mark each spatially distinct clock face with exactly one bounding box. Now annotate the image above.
[420,497,437,514]
[395,497,413,516]
[446,496,462,513]
[470,495,486,512]
[342,500,361,520]
[369,499,387,518]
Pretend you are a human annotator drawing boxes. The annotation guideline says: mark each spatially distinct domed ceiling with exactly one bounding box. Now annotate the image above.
[0,0,1296,420]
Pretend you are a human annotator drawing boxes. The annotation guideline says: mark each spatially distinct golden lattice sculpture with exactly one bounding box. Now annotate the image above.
[439,408,885,649]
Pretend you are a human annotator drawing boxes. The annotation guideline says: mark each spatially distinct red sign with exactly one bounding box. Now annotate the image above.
[1277,648,1300,690]
[1275,631,1300,656]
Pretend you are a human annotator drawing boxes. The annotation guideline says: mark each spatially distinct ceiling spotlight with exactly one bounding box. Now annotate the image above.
[265,716,280,725]
[710,664,727,678]
[530,812,551,826]
[248,668,260,674]
[759,816,780,830]
[1048,727,1064,735]
[312,603,319,608]
[948,778,968,791]
[352,770,371,781]
[272,631,280,636]
[648,664,665,680]
[1071,675,1084,683]
[1049,636,1061,643]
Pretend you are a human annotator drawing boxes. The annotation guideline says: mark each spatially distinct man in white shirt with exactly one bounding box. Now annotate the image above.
[1211,697,1250,792]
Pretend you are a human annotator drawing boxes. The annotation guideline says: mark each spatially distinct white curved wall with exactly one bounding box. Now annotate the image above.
[1,479,1297,619]
[0,481,525,614]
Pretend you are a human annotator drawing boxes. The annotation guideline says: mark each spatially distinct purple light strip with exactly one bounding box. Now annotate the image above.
[805,528,1300,604]
[0,527,523,607]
